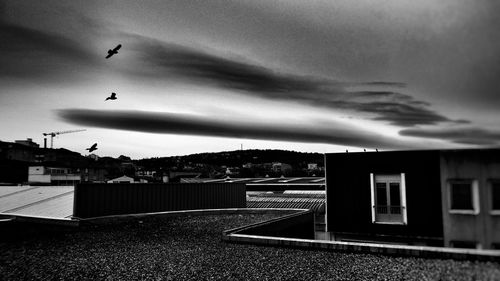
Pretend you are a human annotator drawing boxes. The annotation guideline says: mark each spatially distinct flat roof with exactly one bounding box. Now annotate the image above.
[0,186,74,218]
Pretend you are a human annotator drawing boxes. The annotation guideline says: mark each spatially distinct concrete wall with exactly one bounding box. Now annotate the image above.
[29,166,45,175]
[440,149,500,249]
[227,210,315,240]
[28,174,51,183]
[73,183,246,218]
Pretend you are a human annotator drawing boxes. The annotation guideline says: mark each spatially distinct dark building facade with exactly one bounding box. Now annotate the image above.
[325,150,443,246]
[325,149,500,249]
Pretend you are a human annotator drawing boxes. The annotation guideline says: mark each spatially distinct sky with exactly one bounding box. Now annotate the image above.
[1,0,499,159]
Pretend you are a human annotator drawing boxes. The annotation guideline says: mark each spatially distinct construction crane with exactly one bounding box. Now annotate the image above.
[42,129,86,149]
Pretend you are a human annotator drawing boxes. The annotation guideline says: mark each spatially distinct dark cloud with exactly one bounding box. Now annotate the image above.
[399,127,500,146]
[58,108,417,149]
[126,37,465,127]
[357,82,407,88]
[0,20,97,79]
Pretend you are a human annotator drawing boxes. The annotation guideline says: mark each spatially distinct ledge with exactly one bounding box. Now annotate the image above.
[78,208,306,225]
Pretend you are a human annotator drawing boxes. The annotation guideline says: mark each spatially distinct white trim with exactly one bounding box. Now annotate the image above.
[490,210,500,216]
[370,173,407,225]
[324,153,328,232]
[371,221,406,225]
[472,180,480,214]
[370,173,375,223]
[401,173,407,225]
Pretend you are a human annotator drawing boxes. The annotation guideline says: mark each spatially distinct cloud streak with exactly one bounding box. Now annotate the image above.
[125,37,465,127]
[0,20,98,80]
[58,108,418,149]
[399,127,500,146]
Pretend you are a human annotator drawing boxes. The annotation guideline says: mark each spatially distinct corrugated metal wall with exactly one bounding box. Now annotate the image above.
[73,183,246,218]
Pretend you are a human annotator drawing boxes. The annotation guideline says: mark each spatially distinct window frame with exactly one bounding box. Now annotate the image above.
[370,173,407,225]
[448,179,479,215]
[489,179,500,215]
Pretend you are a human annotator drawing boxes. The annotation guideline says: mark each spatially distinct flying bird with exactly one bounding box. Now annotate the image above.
[105,44,122,59]
[105,92,117,101]
[86,143,98,153]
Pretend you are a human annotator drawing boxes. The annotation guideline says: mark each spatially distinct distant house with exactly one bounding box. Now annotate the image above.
[272,162,292,174]
[325,149,500,249]
[307,163,318,170]
[28,166,81,185]
[87,154,99,161]
[107,175,148,183]
[15,138,39,148]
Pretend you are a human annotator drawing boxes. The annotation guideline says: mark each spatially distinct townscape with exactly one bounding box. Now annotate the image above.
[1,1,500,280]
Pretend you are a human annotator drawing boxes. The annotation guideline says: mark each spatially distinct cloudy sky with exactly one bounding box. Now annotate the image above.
[1,0,499,159]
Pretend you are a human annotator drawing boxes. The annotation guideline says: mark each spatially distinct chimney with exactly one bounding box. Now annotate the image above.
[44,138,47,149]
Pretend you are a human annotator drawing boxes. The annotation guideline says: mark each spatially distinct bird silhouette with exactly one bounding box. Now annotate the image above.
[105,92,117,101]
[86,143,98,153]
[105,44,122,59]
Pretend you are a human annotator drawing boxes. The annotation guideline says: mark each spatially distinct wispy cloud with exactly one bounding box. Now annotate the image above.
[124,36,466,127]
[399,126,500,146]
[58,108,419,149]
[0,20,98,80]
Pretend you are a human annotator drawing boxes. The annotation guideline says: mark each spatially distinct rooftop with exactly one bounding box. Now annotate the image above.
[0,186,73,218]
[2,213,499,280]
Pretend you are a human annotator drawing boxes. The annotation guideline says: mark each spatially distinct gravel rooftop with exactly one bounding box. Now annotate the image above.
[1,213,500,280]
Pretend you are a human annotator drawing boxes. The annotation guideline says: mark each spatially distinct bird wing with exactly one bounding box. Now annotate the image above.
[114,44,122,51]
[91,143,97,149]
[111,92,116,98]
[105,51,113,59]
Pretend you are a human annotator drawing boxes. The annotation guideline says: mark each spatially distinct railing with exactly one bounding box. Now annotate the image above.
[375,205,403,215]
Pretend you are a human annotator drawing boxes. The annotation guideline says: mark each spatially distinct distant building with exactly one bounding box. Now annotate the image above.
[88,154,99,161]
[28,166,81,185]
[15,138,39,148]
[325,149,500,249]
[307,163,318,170]
[272,162,292,174]
[107,175,148,183]
[107,175,135,183]
[0,141,36,162]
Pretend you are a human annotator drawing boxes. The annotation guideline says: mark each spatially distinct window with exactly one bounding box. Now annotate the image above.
[448,180,479,214]
[370,173,407,224]
[491,181,500,214]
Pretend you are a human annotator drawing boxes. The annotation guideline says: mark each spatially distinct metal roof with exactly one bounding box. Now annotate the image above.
[181,177,325,185]
[0,186,74,218]
[246,196,325,213]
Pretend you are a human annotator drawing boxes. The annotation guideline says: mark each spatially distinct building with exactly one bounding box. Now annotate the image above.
[325,149,500,249]
[87,154,99,161]
[28,166,81,185]
[272,162,292,174]
[107,175,135,183]
[107,175,148,183]
[15,138,40,148]
[307,163,318,170]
